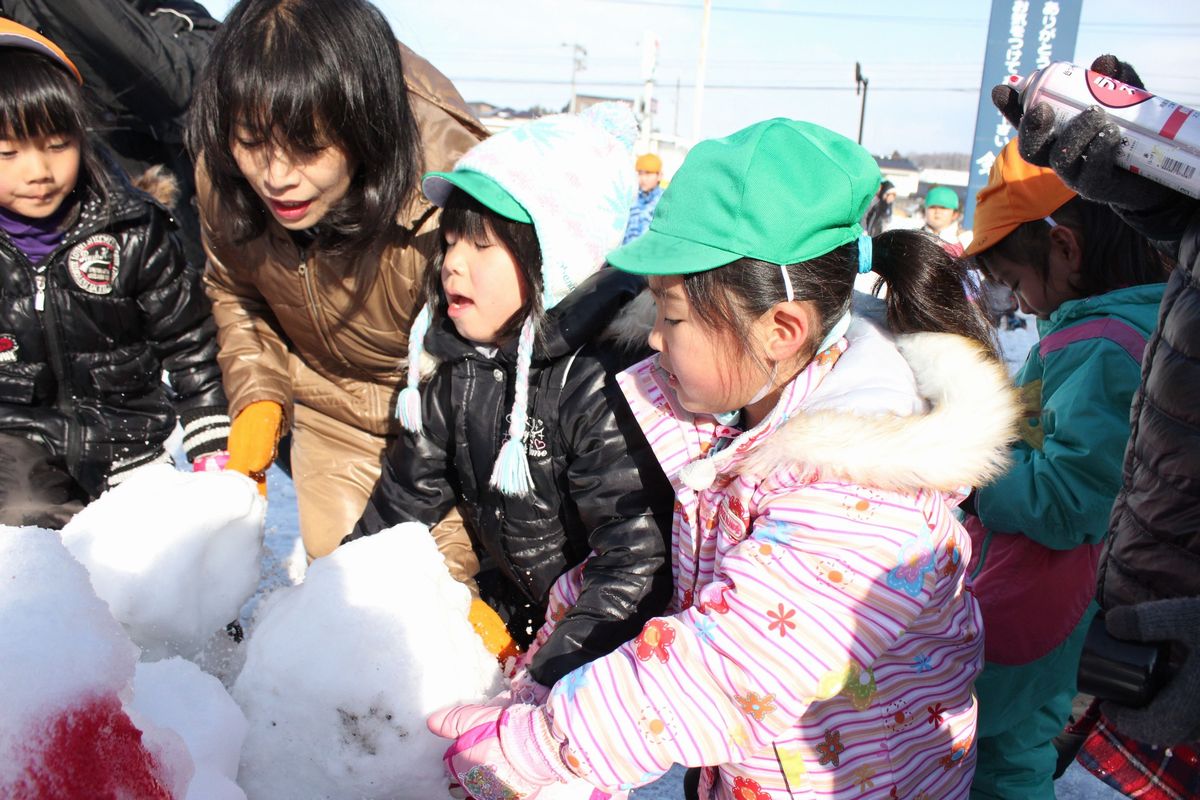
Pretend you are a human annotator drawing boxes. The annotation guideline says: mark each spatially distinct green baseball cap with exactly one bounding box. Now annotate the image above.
[608,118,880,275]
[925,185,960,211]
[422,169,532,224]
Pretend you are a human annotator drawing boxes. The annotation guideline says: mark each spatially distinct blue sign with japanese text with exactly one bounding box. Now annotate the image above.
[965,0,1083,228]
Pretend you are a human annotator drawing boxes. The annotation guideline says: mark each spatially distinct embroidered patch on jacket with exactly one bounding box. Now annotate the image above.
[67,234,121,295]
[525,415,547,458]
[0,333,18,364]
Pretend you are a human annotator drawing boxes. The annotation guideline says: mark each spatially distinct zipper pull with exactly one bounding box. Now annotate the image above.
[35,275,46,312]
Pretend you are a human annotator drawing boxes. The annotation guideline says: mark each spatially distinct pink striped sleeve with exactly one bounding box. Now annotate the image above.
[547,482,958,790]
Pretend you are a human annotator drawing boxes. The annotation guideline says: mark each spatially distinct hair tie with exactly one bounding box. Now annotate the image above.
[857,233,873,274]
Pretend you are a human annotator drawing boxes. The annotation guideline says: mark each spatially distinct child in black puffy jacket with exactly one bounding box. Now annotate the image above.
[0,20,228,527]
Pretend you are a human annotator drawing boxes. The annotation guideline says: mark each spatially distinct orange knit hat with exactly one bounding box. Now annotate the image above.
[635,153,662,173]
[0,18,83,84]
[966,138,1076,256]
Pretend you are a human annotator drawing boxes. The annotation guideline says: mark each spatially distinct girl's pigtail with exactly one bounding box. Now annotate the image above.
[489,316,537,496]
[872,230,1001,360]
[396,303,432,433]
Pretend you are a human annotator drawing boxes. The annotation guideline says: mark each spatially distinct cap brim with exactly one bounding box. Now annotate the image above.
[422,170,532,224]
[608,226,744,275]
[964,221,1017,257]
[0,32,83,84]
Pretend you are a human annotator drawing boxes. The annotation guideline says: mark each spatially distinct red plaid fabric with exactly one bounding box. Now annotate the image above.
[1075,700,1200,799]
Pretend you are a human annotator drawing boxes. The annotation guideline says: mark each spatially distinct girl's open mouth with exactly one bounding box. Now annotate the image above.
[446,293,474,318]
[269,198,314,221]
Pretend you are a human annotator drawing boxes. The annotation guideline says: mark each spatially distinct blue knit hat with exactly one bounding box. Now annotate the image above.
[398,102,637,496]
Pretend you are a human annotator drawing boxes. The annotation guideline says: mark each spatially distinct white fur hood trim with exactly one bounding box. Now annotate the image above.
[736,329,1020,493]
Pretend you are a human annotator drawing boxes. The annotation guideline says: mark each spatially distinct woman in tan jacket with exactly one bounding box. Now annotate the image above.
[188,0,486,562]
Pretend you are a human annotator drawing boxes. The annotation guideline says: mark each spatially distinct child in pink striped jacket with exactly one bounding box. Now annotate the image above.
[429,119,1020,800]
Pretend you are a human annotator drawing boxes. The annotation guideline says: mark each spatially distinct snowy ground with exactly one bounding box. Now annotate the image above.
[244,313,1123,799]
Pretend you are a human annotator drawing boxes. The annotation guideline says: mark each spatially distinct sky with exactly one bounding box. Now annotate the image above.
[197,0,1200,157]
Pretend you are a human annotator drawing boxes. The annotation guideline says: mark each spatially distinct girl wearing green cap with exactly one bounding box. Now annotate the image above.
[429,119,1020,799]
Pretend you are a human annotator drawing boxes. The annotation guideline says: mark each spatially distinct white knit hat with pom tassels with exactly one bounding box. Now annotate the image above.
[397,102,638,497]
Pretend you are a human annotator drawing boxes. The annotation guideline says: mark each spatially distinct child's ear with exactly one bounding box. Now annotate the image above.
[1049,224,1084,275]
[762,301,817,363]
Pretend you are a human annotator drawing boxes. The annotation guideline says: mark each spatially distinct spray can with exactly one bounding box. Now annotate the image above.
[1005,62,1200,199]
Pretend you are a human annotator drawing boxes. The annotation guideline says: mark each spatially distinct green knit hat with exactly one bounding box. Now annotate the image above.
[925,185,960,211]
[608,118,880,275]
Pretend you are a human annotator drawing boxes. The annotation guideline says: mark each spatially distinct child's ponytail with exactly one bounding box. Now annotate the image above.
[870,230,1001,360]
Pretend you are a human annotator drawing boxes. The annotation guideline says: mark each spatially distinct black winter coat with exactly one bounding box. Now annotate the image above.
[348,269,673,686]
[1099,202,1200,608]
[0,178,227,498]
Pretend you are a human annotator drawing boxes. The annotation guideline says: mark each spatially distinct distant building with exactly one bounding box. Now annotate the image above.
[875,154,921,197]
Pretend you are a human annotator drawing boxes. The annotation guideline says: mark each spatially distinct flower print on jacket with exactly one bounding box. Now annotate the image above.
[731,776,771,800]
[887,527,937,598]
[736,691,777,722]
[634,619,676,663]
[816,728,846,767]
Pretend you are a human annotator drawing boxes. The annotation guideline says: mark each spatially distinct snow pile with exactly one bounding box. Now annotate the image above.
[131,658,249,800]
[61,465,266,659]
[0,527,192,798]
[233,524,505,799]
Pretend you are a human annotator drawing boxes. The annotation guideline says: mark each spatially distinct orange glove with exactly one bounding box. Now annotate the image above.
[225,400,283,496]
[469,599,523,669]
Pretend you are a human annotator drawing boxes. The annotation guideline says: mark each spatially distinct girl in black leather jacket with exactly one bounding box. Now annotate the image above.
[0,22,227,526]
[346,105,673,690]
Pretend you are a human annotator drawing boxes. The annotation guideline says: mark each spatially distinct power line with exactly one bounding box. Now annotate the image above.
[451,76,986,92]
[578,0,1200,31]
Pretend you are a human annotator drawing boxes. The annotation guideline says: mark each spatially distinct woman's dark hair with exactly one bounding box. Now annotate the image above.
[0,49,112,206]
[682,228,1000,365]
[423,188,543,344]
[974,195,1168,295]
[188,0,421,267]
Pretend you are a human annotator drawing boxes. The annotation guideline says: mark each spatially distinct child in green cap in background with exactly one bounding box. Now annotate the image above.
[429,118,1020,800]
[924,185,972,253]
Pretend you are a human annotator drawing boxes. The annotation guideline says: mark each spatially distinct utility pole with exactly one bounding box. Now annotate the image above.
[855,61,869,146]
[563,43,588,114]
[638,32,660,153]
[692,0,712,143]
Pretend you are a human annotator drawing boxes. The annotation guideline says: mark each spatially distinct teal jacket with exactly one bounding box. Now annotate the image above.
[969,283,1164,665]
[978,284,1165,547]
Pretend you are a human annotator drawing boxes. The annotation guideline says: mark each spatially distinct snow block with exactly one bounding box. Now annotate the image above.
[62,465,265,659]
[233,524,505,799]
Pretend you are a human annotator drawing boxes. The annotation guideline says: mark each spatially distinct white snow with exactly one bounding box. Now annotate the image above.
[0,527,190,798]
[60,465,266,660]
[233,524,505,799]
[130,658,249,800]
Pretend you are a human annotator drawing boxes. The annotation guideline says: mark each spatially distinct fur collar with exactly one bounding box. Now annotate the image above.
[732,323,1020,493]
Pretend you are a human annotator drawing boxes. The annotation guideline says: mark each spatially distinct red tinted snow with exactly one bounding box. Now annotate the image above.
[7,694,173,800]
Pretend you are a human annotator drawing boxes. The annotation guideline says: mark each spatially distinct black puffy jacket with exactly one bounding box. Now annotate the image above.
[1099,202,1200,609]
[0,176,227,498]
[348,269,673,686]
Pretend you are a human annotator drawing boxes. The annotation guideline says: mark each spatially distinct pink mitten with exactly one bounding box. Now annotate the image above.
[429,703,582,799]
[192,451,230,473]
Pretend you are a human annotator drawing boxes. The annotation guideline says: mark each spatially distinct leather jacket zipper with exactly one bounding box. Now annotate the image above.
[0,206,142,473]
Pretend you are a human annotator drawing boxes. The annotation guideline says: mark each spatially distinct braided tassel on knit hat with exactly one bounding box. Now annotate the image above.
[489,316,537,496]
[396,303,433,433]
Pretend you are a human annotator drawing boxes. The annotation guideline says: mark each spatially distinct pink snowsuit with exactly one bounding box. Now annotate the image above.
[535,314,1019,799]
